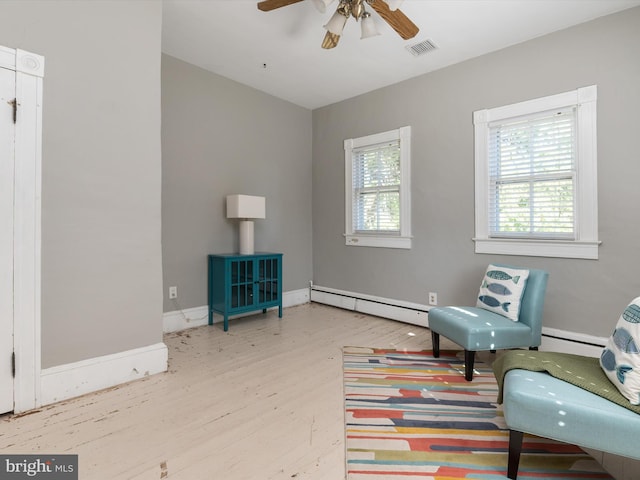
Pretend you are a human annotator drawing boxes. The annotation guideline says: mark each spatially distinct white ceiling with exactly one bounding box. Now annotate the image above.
[161,0,640,109]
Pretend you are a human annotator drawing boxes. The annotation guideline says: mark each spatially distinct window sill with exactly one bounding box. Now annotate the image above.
[345,234,412,249]
[473,238,600,260]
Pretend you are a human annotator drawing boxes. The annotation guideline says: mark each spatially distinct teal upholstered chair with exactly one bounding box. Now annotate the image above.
[428,266,548,381]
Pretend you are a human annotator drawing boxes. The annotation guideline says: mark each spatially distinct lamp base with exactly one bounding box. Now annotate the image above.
[238,220,255,255]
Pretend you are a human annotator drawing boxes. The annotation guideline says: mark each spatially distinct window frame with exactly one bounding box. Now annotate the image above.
[473,85,599,259]
[344,126,412,249]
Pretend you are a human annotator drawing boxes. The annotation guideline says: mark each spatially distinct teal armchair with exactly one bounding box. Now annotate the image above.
[428,266,548,381]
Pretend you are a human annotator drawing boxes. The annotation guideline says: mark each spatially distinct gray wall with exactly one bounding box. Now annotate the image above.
[2,0,635,372]
[161,55,313,312]
[0,1,163,368]
[312,7,640,338]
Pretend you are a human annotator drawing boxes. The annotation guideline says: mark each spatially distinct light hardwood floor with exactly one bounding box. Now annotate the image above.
[1,304,445,479]
[0,303,622,479]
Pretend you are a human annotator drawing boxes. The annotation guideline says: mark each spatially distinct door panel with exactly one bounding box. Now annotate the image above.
[0,66,15,413]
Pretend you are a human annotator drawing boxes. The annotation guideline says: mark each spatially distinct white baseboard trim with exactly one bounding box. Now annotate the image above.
[39,342,168,406]
[163,288,311,333]
[311,285,607,357]
[163,305,210,333]
[284,287,311,307]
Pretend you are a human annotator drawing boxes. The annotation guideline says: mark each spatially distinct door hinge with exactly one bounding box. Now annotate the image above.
[9,98,17,124]
[11,352,15,378]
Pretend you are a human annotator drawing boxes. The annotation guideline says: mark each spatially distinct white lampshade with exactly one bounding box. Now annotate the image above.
[360,12,380,39]
[324,10,348,35]
[226,195,266,255]
[310,0,335,13]
[226,194,266,219]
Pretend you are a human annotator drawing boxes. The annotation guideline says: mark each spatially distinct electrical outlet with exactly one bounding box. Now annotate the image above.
[428,292,438,306]
[169,286,178,299]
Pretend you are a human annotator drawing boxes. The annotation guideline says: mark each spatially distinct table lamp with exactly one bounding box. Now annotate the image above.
[226,194,266,255]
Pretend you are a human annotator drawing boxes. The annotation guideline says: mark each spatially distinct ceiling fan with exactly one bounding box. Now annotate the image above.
[257,0,419,49]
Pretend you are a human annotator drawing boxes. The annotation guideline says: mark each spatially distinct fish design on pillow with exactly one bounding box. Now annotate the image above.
[622,304,640,324]
[601,348,616,370]
[478,295,511,312]
[481,280,512,296]
[612,328,640,354]
[600,348,634,383]
[486,270,522,284]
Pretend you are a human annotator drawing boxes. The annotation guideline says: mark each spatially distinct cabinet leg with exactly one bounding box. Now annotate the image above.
[263,308,267,314]
[208,310,213,326]
[278,305,282,318]
[224,315,229,332]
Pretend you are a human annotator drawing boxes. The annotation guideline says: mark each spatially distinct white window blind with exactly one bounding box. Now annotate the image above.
[473,85,599,259]
[352,140,401,234]
[344,126,411,249]
[488,108,576,239]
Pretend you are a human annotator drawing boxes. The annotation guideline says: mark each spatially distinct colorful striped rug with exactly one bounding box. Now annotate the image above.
[343,347,614,480]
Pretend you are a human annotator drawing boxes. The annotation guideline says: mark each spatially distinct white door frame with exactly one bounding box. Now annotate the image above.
[0,51,16,414]
[0,46,44,413]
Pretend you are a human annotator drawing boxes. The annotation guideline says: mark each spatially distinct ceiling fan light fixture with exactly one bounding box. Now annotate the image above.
[360,11,380,39]
[257,0,419,49]
[324,8,349,35]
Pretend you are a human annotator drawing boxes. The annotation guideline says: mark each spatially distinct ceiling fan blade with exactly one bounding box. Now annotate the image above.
[257,0,305,11]
[321,31,340,49]
[369,0,419,40]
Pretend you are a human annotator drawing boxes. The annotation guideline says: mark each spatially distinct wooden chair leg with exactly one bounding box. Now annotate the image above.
[431,331,440,358]
[464,350,475,381]
[507,429,524,479]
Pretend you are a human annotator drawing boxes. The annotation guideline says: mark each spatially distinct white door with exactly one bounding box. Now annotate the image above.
[0,65,16,413]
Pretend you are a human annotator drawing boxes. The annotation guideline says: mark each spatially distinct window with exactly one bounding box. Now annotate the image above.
[474,85,599,259]
[344,126,411,249]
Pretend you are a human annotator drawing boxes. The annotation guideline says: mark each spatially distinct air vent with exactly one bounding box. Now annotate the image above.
[406,39,438,57]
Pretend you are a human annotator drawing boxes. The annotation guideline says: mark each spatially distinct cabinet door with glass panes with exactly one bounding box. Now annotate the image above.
[208,253,282,331]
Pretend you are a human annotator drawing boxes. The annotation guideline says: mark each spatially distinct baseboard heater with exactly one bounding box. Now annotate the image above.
[310,285,430,328]
[310,285,607,358]
[541,327,607,357]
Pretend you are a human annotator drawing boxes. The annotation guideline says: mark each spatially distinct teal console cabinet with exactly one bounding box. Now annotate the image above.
[208,253,283,331]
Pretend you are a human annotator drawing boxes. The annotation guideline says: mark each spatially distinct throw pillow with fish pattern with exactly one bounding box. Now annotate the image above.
[600,297,640,405]
[476,264,530,321]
